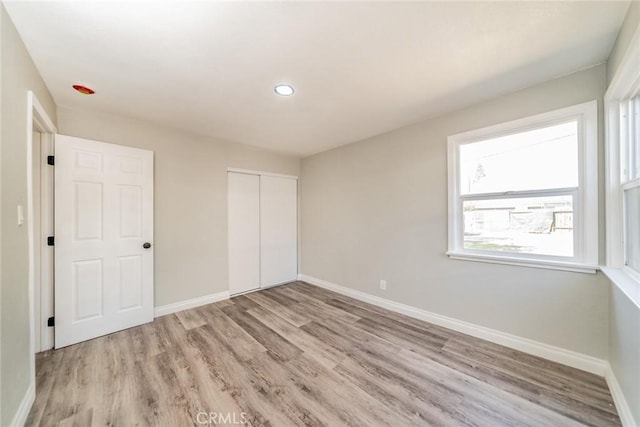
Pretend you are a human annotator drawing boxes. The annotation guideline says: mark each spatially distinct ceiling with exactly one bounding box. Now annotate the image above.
[5,1,631,157]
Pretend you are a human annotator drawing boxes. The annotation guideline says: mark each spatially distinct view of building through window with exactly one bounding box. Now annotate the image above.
[463,195,573,257]
[459,121,578,257]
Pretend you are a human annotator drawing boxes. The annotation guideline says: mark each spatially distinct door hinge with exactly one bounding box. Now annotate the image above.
[47,236,54,246]
[47,155,54,166]
[47,317,55,327]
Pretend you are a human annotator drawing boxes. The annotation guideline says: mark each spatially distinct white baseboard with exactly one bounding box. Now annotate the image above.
[605,363,637,427]
[298,274,608,376]
[154,291,230,317]
[10,381,35,427]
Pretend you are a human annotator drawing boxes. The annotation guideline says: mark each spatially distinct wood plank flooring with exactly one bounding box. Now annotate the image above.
[27,281,621,426]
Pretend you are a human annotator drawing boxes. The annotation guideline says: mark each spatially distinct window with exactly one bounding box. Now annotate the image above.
[447,101,598,273]
[621,95,640,277]
[605,32,640,291]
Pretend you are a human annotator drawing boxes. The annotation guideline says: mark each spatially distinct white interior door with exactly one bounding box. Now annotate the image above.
[260,175,297,287]
[228,172,261,295]
[55,134,154,348]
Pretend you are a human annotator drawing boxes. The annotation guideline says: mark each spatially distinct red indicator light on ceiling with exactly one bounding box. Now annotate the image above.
[72,84,95,95]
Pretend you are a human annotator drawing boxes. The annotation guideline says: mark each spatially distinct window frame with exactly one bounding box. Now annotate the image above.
[447,101,599,274]
[604,25,640,305]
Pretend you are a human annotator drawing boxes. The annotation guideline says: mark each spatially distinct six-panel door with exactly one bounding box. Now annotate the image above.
[54,134,154,348]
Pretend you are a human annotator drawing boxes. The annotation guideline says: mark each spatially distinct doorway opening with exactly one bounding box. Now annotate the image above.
[27,92,57,385]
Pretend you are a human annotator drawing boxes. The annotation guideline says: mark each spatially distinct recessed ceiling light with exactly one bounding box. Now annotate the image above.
[274,84,294,96]
[72,84,95,95]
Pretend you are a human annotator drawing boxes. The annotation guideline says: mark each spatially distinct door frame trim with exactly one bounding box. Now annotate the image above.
[34,131,55,352]
[27,92,57,384]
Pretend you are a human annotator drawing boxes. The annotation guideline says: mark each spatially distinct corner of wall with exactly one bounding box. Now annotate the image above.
[606,0,640,85]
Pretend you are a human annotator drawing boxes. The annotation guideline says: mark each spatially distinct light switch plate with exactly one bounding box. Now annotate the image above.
[17,204,25,226]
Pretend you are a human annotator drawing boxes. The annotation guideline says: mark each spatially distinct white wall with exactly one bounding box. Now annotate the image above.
[1,4,57,425]
[301,64,610,359]
[57,107,300,307]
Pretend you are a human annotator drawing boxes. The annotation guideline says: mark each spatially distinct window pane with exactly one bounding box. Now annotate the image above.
[631,96,640,180]
[460,121,578,195]
[625,186,640,273]
[463,195,573,257]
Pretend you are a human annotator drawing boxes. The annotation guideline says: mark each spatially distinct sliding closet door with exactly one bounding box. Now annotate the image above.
[260,175,298,287]
[228,172,261,295]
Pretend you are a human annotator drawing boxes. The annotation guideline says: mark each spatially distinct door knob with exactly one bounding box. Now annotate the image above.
[143,242,152,249]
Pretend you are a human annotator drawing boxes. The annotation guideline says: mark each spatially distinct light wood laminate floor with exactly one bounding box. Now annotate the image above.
[27,282,621,426]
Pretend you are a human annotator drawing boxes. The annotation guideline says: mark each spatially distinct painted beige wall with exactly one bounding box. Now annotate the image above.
[57,107,301,307]
[605,3,640,424]
[1,4,57,425]
[609,286,639,424]
[301,64,610,358]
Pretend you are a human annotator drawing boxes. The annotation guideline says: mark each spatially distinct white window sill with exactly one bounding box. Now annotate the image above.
[446,251,598,274]
[600,267,640,309]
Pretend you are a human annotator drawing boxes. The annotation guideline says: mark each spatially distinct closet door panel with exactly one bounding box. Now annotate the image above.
[228,172,261,295]
[260,176,297,287]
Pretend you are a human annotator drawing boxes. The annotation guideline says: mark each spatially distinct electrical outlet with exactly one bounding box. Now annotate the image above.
[380,279,387,290]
